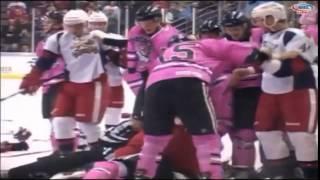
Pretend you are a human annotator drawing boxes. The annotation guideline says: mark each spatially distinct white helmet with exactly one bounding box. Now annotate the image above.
[88,11,108,23]
[63,9,89,25]
[251,2,287,29]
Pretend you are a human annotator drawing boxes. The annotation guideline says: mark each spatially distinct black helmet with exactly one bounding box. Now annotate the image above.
[199,19,221,34]
[221,11,248,27]
[44,11,64,24]
[135,5,162,21]
[167,34,195,47]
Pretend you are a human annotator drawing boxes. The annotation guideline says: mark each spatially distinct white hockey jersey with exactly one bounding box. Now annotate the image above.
[260,28,318,94]
[44,31,104,83]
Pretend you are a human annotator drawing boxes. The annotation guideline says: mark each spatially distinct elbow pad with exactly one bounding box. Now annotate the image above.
[35,56,58,71]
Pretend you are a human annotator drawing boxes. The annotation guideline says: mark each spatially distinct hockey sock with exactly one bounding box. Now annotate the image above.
[192,134,223,179]
[299,161,318,179]
[110,86,124,108]
[231,129,256,168]
[83,161,126,179]
[103,86,124,129]
[135,135,172,178]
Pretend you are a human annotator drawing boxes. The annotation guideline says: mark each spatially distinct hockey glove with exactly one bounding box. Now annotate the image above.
[245,48,271,65]
[19,67,43,94]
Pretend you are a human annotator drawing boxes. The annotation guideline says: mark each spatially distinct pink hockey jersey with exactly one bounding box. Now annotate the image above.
[127,24,179,72]
[222,27,264,89]
[125,24,179,94]
[36,40,65,93]
[146,38,256,88]
[299,8,318,44]
[302,24,318,44]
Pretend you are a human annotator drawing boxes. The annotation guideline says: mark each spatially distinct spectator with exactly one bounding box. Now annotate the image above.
[79,1,97,14]
[2,20,20,51]
[165,2,183,24]
[19,28,31,46]
[7,43,20,52]
[102,1,121,33]
[16,14,30,31]
[153,1,170,9]
[53,1,72,13]
[7,1,28,22]
[20,44,31,52]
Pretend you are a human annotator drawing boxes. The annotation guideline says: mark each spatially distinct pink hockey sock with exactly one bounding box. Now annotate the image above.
[136,135,172,178]
[192,134,223,179]
[83,161,120,179]
[230,129,256,168]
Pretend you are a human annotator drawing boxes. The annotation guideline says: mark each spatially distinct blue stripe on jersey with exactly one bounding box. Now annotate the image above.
[294,68,316,89]
[283,31,297,46]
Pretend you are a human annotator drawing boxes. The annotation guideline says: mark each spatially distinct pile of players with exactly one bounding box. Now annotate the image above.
[7,1,318,179]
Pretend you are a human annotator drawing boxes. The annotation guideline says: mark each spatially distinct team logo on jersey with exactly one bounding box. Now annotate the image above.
[132,35,152,62]
[290,2,314,15]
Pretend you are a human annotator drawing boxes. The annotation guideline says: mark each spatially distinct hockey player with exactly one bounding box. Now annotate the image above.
[19,9,126,154]
[35,10,65,152]
[7,120,138,179]
[249,2,318,179]
[88,11,126,129]
[198,20,236,178]
[299,4,318,89]
[218,11,264,178]
[124,5,179,122]
[197,19,222,39]
[133,34,258,179]
[299,2,318,44]
[8,119,200,179]
[84,121,201,179]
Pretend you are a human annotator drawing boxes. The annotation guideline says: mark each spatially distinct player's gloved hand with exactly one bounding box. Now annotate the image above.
[19,67,43,95]
[90,30,127,48]
[99,120,137,149]
[89,30,109,40]
[245,48,271,65]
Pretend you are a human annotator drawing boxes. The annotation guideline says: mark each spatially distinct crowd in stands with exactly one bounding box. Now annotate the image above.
[0,1,309,53]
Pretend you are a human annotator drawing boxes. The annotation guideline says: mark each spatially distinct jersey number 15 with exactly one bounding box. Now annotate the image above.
[161,42,196,62]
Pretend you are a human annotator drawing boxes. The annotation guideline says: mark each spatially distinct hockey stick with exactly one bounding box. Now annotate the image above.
[0,90,24,102]
[0,73,65,102]
[1,150,52,158]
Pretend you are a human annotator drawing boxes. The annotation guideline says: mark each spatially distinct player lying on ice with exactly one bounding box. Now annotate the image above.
[8,119,202,179]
